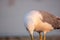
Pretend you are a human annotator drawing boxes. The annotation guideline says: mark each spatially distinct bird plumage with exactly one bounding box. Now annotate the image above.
[24,10,60,40]
[39,11,60,29]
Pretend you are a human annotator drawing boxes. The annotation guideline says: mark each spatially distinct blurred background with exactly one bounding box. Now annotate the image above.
[0,0,60,40]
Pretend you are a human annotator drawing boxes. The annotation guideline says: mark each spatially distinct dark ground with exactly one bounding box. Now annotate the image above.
[0,35,60,40]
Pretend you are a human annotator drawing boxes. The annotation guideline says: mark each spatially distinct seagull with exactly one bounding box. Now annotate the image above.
[24,10,60,40]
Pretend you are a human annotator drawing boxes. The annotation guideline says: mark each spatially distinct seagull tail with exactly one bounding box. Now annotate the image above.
[56,16,60,29]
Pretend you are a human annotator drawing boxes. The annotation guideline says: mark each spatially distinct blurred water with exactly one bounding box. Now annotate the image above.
[0,0,60,36]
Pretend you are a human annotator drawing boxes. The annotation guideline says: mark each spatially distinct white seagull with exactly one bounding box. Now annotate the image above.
[24,10,60,40]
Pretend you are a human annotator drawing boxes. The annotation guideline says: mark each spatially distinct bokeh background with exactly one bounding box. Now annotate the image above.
[0,0,60,38]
